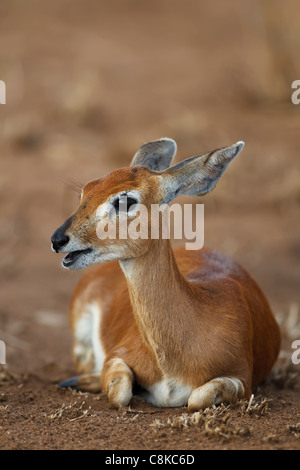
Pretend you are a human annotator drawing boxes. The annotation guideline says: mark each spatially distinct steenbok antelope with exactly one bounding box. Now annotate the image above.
[51,138,280,410]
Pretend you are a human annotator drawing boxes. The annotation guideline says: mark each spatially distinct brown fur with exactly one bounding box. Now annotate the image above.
[70,240,280,399]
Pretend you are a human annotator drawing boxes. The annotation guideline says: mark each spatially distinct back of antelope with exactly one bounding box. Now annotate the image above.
[51,138,280,410]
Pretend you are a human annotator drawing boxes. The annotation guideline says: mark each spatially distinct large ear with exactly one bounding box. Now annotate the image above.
[160,141,244,203]
[131,138,177,171]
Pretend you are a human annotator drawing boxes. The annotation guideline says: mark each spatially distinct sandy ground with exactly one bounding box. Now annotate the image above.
[0,0,299,450]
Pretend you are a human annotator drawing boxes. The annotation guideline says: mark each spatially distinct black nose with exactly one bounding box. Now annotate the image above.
[51,217,72,252]
[51,228,70,253]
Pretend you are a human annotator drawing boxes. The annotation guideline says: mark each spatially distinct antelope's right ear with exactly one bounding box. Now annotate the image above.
[131,138,177,171]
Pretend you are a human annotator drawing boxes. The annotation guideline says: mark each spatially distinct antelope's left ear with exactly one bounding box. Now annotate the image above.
[131,138,177,171]
[159,141,245,203]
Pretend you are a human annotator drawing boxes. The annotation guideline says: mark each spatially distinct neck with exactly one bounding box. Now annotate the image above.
[119,239,196,374]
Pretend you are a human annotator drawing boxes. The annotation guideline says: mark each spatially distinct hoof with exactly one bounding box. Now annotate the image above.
[58,376,79,389]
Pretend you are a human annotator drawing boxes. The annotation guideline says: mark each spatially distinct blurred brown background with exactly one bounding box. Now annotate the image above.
[0,0,299,376]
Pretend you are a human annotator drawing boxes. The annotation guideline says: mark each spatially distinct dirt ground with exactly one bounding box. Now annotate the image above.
[0,0,299,451]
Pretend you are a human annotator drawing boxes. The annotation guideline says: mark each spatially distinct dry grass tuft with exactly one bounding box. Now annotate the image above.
[0,403,9,413]
[150,399,264,441]
[236,394,270,416]
[151,395,272,442]
[45,400,96,422]
[262,433,280,444]
[287,423,300,438]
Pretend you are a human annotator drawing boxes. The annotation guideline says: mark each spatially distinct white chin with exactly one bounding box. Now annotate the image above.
[62,250,120,270]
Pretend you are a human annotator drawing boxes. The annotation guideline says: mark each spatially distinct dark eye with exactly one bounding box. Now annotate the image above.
[113,196,138,213]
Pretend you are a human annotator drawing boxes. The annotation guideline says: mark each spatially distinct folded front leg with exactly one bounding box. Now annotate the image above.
[101,357,134,409]
[188,377,245,411]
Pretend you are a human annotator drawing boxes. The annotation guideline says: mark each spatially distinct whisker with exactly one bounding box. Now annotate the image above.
[64,178,84,196]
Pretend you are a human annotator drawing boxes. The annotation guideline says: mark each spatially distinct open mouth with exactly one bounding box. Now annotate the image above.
[63,248,93,267]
